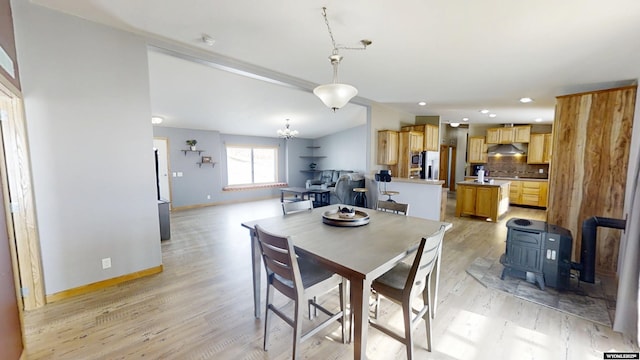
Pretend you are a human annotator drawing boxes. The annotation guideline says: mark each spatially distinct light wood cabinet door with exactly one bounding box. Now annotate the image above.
[410,132,424,152]
[498,127,515,144]
[538,181,548,207]
[486,128,499,144]
[527,134,545,164]
[475,187,495,218]
[468,136,487,163]
[377,130,398,165]
[543,133,552,163]
[458,186,476,215]
[424,124,439,151]
[509,180,522,204]
[514,126,531,143]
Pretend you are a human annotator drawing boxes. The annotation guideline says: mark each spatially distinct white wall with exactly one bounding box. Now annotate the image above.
[313,125,367,172]
[12,1,162,295]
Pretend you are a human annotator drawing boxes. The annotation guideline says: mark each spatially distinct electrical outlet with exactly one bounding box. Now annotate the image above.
[207,195,211,199]
[102,257,111,269]
[539,168,544,174]
[177,172,183,177]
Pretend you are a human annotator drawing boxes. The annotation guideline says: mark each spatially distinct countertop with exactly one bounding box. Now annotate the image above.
[457,179,512,187]
[368,176,445,185]
[465,176,548,182]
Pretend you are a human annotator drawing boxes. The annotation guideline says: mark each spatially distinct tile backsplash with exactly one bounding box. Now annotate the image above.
[483,156,549,179]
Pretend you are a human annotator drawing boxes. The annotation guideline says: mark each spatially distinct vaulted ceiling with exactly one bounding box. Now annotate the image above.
[32,0,640,138]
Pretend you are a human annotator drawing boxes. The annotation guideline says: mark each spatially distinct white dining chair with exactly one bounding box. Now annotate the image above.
[282,199,313,215]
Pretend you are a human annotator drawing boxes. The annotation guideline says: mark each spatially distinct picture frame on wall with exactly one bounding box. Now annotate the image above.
[201,156,212,163]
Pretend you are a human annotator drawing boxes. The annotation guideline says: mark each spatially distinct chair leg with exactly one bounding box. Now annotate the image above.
[340,278,348,344]
[263,284,274,351]
[403,299,415,360]
[422,288,432,352]
[374,291,381,319]
[292,300,302,360]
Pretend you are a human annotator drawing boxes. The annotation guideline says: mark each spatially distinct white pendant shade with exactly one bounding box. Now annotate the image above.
[313,83,358,111]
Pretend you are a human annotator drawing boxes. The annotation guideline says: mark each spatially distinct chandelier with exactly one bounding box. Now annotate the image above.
[277,119,299,139]
[313,7,371,112]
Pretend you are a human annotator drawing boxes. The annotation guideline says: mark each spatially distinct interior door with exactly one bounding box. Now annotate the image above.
[153,138,171,203]
[0,92,23,360]
[439,144,457,190]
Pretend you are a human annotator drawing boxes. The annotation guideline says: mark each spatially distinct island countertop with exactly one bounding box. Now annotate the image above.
[390,177,445,185]
[457,179,512,187]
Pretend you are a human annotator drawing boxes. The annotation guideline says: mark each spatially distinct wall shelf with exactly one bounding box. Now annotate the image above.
[182,149,205,155]
[197,162,216,168]
[299,155,327,159]
[300,170,323,173]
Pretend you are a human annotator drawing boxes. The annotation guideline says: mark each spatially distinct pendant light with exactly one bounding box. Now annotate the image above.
[313,7,371,112]
[277,119,299,139]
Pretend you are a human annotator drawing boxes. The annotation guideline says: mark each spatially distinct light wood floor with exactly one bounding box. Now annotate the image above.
[22,195,639,359]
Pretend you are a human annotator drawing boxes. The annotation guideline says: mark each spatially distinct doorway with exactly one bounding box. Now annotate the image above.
[439,144,457,191]
[0,86,23,359]
[153,137,171,204]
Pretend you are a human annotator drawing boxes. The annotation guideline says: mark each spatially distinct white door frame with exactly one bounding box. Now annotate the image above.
[153,137,172,205]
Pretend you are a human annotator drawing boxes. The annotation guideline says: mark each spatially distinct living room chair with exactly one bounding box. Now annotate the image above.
[369,225,446,360]
[282,199,313,215]
[255,225,348,360]
[377,200,409,215]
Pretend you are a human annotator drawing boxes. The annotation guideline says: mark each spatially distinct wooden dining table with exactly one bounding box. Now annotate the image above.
[241,204,452,360]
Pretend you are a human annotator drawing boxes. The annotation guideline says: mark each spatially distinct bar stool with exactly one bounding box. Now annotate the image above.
[353,188,367,208]
[381,190,399,202]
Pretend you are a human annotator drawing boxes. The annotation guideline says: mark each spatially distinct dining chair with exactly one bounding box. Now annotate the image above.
[255,225,348,360]
[282,199,314,215]
[377,200,409,215]
[369,225,446,360]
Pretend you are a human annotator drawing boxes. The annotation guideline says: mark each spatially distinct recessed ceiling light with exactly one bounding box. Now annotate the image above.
[480,109,489,114]
[151,116,163,124]
[450,122,460,127]
[462,118,469,121]
[418,101,427,106]
[535,118,543,122]
[519,97,534,103]
[201,34,216,46]
[489,113,497,118]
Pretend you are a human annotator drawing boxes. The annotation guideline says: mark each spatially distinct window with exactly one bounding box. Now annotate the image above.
[226,145,278,186]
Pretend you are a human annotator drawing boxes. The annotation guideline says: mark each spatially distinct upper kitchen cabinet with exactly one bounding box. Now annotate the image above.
[528,133,552,164]
[486,125,531,144]
[468,136,487,163]
[401,124,439,151]
[392,131,424,178]
[377,130,398,165]
[514,126,531,143]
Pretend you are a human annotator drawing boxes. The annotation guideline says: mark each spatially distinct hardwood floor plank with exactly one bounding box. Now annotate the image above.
[22,197,638,359]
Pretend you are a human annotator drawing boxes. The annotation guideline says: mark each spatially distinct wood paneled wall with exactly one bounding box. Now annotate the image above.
[547,85,636,275]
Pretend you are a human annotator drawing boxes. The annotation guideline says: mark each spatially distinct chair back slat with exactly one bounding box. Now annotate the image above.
[407,225,446,289]
[377,200,409,215]
[282,200,313,215]
[255,225,302,296]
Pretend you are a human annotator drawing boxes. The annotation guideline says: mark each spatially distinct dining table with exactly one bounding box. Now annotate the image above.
[241,204,452,360]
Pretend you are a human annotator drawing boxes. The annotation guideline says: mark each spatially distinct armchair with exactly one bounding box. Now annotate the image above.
[329,173,365,206]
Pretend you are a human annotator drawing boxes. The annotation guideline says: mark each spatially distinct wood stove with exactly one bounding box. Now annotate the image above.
[501,218,572,290]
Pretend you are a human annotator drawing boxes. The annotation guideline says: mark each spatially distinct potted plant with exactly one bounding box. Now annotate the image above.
[186,139,197,151]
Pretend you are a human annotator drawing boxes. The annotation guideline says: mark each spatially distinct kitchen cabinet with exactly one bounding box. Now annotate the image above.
[468,136,487,163]
[377,130,398,165]
[508,179,548,208]
[514,126,531,143]
[391,131,424,178]
[528,133,552,164]
[486,128,499,144]
[456,180,511,222]
[401,124,439,151]
[487,126,531,144]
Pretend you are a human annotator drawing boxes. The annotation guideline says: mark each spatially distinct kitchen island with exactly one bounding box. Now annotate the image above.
[369,177,445,221]
[456,180,511,222]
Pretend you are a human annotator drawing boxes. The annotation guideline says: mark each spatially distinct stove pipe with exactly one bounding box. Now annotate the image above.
[576,216,627,283]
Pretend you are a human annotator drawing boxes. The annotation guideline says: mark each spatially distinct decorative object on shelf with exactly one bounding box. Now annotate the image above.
[186,139,197,151]
[309,162,317,170]
[277,119,299,139]
[313,7,371,112]
[201,156,212,163]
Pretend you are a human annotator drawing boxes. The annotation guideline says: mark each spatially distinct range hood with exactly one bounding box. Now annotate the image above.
[487,144,525,155]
